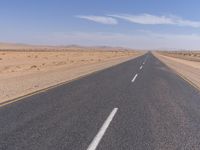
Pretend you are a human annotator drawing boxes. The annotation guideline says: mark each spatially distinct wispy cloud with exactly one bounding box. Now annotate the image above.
[109,14,200,28]
[76,15,118,25]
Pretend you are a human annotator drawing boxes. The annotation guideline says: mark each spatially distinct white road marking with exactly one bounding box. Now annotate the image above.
[87,108,118,150]
[143,56,148,64]
[131,74,138,83]
[140,66,143,70]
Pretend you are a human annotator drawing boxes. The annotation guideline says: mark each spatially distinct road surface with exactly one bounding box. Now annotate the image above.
[0,53,200,150]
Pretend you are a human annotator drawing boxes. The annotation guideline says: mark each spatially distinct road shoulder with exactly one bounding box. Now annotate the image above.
[154,52,200,91]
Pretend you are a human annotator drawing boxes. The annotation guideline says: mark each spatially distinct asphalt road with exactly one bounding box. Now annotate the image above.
[0,52,200,150]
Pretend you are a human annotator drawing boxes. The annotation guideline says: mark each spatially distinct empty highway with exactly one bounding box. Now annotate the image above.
[0,53,200,150]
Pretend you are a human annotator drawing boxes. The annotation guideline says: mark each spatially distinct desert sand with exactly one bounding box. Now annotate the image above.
[155,52,200,90]
[158,51,200,62]
[0,49,140,104]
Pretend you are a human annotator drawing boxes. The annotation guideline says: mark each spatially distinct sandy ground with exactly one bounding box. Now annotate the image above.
[158,52,200,62]
[0,50,140,104]
[154,53,200,90]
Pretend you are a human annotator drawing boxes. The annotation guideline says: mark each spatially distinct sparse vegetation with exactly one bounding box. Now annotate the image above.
[30,65,37,69]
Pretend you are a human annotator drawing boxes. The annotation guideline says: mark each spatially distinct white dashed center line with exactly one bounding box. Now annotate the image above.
[140,66,143,70]
[87,108,118,150]
[131,74,138,83]
[143,56,148,64]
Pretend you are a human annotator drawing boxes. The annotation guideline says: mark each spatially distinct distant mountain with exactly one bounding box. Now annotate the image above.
[0,42,59,50]
[0,42,135,51]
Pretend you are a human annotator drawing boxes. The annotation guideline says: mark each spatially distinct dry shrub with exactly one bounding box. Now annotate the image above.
[30,65,37,69]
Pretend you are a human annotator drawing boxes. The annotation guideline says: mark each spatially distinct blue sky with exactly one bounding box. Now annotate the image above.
[1,0,200,49]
